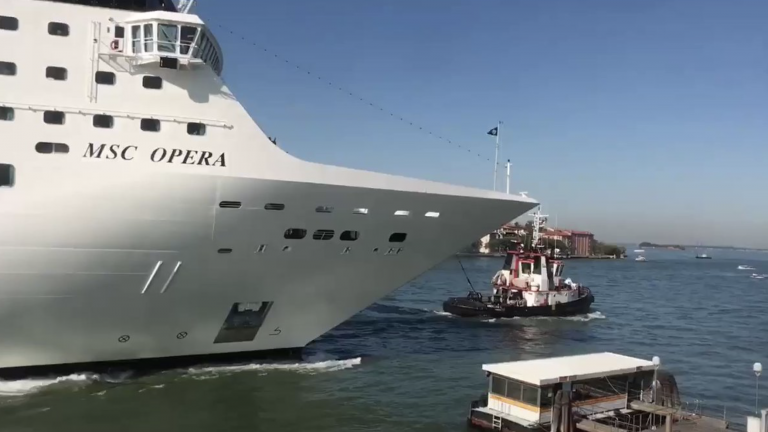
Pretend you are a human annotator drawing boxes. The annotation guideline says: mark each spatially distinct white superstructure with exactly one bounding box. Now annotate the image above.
[0,0,537,372]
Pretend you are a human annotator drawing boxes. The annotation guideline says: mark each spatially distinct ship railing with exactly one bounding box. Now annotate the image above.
[626,388,729,424]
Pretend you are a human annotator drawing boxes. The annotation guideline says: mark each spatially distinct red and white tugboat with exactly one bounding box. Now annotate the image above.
[443,250,594,318]
[443,209,594,318]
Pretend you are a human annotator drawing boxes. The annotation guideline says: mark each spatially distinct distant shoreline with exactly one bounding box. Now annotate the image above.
[638,242,768,252]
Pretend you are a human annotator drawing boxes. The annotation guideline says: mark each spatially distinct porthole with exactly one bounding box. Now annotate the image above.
[312,230,334,241]
[36,142,69,154]
[340,231,359,241]
[0,16,19,31]
[0,164,15,187]
[48,22,69,37]
[0,62,17,76]
[187,122,206,136]
[0,107,13,121]
[265,203,285,211]
[219,201,242,209]
[140,118,160,132]
[43,111,65,125]
[93,114,114,129]
[284,228,307,240]
[95,71,116,85]
[143,75,162,90]
[315,206,333,213]
[46,66,67,81]
[389,233,407,243]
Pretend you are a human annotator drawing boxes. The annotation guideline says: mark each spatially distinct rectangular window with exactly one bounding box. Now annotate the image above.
[95,71,116,85]
[180,26,197,55]
[93,114,114,129]
[0,107,13,121]
[491,376,506,396]
[0,164,14,187]
[0,61,17,76]
[131,25,141,54]
[312,230,335,241]
[48,22,69,37]
[43,111,65,125]
[193,32,208,58]
[46,66,67,81]
[0,16,18,31]
[522,384,539,406]
[143,23,154,53]
[36,142,69,154]
[157,23,178,54]
[140,118,160,132]
[187,122,206,136]
[114,25,125,39]
[142,75,162,89]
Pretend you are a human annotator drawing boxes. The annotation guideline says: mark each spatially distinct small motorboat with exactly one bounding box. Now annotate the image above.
[751,274,767,280]
[443,250,594,318]
[636,255,647,262]
[738,265,756,270]
[696,254,712,259]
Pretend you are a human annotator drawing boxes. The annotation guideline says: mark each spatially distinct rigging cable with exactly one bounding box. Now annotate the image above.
[457,257,479,294]
[214,25,492,162]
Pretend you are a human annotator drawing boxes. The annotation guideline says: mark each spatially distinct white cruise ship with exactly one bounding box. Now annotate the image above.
[0,0,537,376]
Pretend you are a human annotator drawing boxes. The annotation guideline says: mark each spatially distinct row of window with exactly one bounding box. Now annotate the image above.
[218,246,405,255]
[0,107,207,135]
[0,17,68,36]
[282,229,405,243]
[0,62,165,91]
[219,201,440,218]
[491,375,540,407]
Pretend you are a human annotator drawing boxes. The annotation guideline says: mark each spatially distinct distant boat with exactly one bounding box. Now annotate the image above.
[738,265,756,270]
[751,274,767,279]
[696,254,711,259]
[633,249,645,253]
[635,256,647,262]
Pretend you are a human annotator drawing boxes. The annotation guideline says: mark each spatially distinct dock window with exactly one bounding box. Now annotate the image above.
[0,16,18,31]
[46,66,67,81]
[140,118,160,132]
[93,115,114,129]
[36,142,69,154]
[95,71,116,85]
[143,76,162,89]
[0,61,17,76]
[0,107,13,121]
[157,23,178,54]
[187,122,206,136]
[43,111,65,125]
[48,22,69,37]
[0,164,14,187]
[491,375,506,396]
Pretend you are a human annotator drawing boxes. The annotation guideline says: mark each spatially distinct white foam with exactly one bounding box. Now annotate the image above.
[429,310,454,317]
[506,311,607,322]
[0,373,93,396]
[185,357,362,376]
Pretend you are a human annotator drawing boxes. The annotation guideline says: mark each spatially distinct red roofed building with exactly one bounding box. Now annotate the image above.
[541,228,595,256]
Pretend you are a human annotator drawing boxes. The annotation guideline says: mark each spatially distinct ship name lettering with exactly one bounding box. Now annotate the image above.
[84,144,226,167]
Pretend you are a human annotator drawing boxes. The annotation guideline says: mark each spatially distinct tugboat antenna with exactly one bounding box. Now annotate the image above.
[457,258,478,294]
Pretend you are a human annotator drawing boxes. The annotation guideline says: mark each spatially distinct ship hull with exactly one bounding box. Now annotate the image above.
[443,289,594,318]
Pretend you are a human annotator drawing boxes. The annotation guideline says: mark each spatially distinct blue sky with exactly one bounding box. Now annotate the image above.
[197,0,768,248]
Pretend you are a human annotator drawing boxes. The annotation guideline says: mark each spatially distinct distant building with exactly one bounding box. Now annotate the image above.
[541,228,595,256]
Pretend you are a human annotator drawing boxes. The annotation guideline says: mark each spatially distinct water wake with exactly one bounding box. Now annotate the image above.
[0,373,95,396]
[185,357,362,377]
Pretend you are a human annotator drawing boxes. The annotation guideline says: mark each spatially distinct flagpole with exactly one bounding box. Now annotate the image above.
[493,121,500,191]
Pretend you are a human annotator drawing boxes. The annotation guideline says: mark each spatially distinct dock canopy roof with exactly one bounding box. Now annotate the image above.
[482,352,656,386]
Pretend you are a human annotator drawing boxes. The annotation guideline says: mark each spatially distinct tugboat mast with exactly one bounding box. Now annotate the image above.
[528,207,549,249]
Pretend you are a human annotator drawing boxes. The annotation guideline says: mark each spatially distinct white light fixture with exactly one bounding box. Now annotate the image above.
[755,362,763,414]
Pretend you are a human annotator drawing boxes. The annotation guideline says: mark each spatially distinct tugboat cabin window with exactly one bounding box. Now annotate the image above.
[48,22,70,37]
[143,75,162,89]
[46,66,67,81]
[0,16,18,31]
[502,254,514,270]
[0,62,17,76]
[95,71,116,85]
[114,26,125,38]
[0,164,14,187]
[179,26,198,55]
[43,111,65,125]
[187,122,206,136]
[157,23,178,53]
[0,107,13,121]
[140,118,160,132]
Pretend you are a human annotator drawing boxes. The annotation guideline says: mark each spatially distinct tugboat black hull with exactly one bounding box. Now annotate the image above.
[443,289,594,319]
